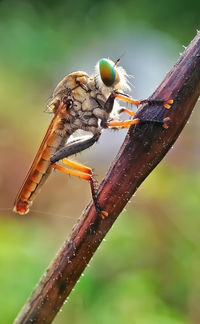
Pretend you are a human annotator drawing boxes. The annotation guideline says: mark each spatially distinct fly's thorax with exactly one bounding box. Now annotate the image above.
[53,72,89,98]
[67,106,100,135]
[88,75,111,101]
[47,66,124,135]
[62,74,108,133]
[89,78,124,125]
[48,72,89,112]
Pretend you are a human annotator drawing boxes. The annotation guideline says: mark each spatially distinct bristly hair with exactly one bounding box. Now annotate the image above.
[116,65,131,92]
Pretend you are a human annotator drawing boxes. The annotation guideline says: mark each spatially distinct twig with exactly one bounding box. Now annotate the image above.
[14,32,200,324]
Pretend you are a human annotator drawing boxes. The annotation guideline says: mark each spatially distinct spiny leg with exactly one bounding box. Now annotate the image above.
[50,134,108,218]
[105,117,171,130]
[162,117,171,129]
[51,163,91,180]
[102,93,173,130]
[114,93,174,109]
[105,119,140,128]
[105,94,172,129]
[102,94,136,115]
[62,159,92,175]
[63,159,108,217]
[88,177,108,219]
[52,162,108,218]
[119,107,135,117]
[118,108,136,128]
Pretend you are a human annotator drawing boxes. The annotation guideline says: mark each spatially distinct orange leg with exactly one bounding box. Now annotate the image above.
[62,159,92,175]
[162,117,171,129]
[107,119,140,128]
[51,161,108,218]
[119,107,135,117]
[163,100,174,109]
[114,93,173,109]
[107,117,171,130]
[52,163,91,180]
[114,94,140,105]
[118,108,135,128]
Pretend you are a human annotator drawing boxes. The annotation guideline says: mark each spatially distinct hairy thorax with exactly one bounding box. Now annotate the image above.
[48,72,113,136]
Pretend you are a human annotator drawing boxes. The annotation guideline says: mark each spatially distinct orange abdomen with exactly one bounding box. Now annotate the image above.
[13,102,68,214]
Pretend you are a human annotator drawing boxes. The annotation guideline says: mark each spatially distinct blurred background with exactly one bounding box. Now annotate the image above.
[0,0,200,323]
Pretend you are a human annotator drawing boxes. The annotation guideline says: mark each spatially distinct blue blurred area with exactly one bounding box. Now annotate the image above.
[0,0,200,323]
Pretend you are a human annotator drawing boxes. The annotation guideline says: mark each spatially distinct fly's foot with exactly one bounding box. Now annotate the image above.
[89,177,108,219]
[163,99,174,109]
[146,98,174,109]
[95,203,109,219]
[162,117,171,129]
[100,210,109,219]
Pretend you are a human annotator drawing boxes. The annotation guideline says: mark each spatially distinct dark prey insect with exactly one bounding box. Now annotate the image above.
[13,58,173,217]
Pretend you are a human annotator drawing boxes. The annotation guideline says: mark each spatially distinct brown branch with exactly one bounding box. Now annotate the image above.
[14,32,200,324]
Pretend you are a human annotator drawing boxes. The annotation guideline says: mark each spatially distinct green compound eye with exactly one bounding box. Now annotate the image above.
[99,58,116,87]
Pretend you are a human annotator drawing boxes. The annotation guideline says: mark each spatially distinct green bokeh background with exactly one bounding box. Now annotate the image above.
[0,0,200,323]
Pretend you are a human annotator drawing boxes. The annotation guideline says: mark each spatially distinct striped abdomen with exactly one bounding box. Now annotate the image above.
[14,103,68,214]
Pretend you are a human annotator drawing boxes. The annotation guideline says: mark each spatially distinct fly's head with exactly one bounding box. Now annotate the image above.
[95,58,130,96]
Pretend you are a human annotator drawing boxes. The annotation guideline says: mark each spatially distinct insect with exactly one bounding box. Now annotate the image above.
[13,58,173,217]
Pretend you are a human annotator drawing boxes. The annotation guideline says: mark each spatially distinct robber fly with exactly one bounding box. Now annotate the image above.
[13,58,173,217]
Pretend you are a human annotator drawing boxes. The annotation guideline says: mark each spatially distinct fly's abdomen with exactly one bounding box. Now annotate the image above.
[13,152,53,214]
[13,123,68,214]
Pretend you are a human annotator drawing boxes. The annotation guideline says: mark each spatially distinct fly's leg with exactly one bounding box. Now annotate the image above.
[61,159,92,175]
[101,93,138,128]
[114,93,173,128]
[52,163,91,180]
[102,90,173,126]
[58,160,107,217]
[88,176,108,219]
[114,93,174,110]
[50,133,100,164]
[119,108,136,117]
[102,93,173,130]
[105,119,140,128]
[50,134,108,218]
[52,161,108,218]
[103,117,171,130]
[117,108,136,128]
